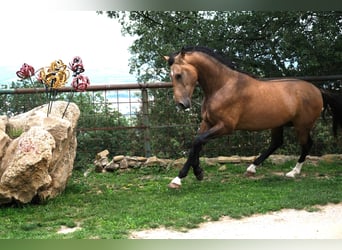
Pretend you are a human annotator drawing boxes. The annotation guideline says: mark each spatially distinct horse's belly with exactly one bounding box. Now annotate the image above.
[235,111,294,131]
[236,120,287,131]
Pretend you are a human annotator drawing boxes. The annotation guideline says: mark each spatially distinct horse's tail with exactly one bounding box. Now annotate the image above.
[321,90,342,136]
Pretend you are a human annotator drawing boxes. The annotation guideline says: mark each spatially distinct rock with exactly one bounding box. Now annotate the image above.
[320,154,342,163]
[218,165,227,171]
[136,156,148,162]
[0,101,80,205]
[202,157,219,166]
[113,155,125,162]
[94,150,110,172]
[104,161,120,172]
[120,158,129,169]
[144,156,170,167]
[240,156,256,163]
[268,155,297,165]
[172,157,187,169]
[127,160,142,168]
[96,150,110,160]
[0,127,55,204]
[144,156,159,167]
[95,165,105,173]
[0,115,8,132]
[0,130,11,159]
[94,157,109,168]
[217,156,241,164]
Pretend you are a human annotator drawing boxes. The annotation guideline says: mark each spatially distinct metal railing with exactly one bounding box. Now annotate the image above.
[1,75,342,163]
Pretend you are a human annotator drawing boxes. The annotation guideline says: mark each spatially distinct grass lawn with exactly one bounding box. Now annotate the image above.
[1,159,342,239]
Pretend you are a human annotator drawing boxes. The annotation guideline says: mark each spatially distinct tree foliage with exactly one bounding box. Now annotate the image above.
[102,11,342,79]
[0,79,46,116]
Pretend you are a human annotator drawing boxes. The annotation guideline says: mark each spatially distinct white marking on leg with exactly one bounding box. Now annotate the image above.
[286,162,304,178]
[171,176,182,186]
[247,164,257,173]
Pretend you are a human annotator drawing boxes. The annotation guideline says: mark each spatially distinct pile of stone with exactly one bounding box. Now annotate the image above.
[93,150,341,173]
[93,150,173,172]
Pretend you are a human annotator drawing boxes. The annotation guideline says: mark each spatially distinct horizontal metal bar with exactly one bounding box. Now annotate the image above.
[1,74,342,95]
[0,82,173,95]
[77,125,148,131]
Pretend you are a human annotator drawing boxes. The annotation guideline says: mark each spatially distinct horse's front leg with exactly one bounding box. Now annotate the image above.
[168,123,225,189]
[168,133,206,189]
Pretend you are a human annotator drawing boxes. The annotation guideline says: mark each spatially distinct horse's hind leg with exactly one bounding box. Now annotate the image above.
[286,130,313,178]
[246,127,284,176]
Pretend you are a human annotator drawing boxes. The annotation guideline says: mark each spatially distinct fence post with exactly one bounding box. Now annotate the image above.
[141,87,151,157]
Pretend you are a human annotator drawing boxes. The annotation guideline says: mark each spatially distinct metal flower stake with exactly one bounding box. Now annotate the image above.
[16,56,90,118]
[62,56,91,118]
[36,60,70,116]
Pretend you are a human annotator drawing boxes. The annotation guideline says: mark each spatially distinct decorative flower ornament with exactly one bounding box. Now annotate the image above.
[15,56,90,118]
[36,59,70,89]
[68,56,90,92]
[61,56,91,118]
[16,63,35,79]
[69,56,85,76]
[71,74,90,92]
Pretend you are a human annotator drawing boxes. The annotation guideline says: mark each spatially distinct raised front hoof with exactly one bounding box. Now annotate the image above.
[168,182,181,189]
[244,171,255,177]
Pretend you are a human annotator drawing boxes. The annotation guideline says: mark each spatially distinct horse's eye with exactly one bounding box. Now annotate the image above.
[175,74,182,80]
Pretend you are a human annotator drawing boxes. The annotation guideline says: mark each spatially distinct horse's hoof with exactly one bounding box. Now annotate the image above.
[195,171,204,181]
[285,172,296,178]
[168,182,181,189]
[244,171,255,177]
[194,168,204,181]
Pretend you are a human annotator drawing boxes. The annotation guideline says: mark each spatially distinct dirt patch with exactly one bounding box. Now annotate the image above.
[129,203,342,239]
[57,222,82,234]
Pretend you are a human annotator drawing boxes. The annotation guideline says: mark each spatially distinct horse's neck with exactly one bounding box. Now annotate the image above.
[197,62,238,96]
[186,53,248,96]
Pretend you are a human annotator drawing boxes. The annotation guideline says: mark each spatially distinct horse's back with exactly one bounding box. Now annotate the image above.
[235,78,323,130]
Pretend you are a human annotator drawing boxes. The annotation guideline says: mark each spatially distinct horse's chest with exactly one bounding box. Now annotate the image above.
[202,99,240,126]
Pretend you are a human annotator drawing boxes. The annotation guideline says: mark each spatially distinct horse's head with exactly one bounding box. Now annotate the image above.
[164,52,198,110]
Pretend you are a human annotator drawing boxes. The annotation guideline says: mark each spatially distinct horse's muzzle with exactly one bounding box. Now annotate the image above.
[177,98,191,110]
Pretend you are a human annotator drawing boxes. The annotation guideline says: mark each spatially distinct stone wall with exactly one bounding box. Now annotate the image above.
[93,149,342,173]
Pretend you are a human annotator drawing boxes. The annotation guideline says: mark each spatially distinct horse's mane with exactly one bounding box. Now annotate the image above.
[167,46,238,70]
[168,46,257,78]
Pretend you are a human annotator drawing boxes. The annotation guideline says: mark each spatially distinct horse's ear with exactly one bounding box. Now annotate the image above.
[180,47,188,58]
[163,56,169,61]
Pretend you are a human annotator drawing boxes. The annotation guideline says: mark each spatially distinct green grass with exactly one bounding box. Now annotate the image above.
[6,127,24,139]
[1,159,342,239]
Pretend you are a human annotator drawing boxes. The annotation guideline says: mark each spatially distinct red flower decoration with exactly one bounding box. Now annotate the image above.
[16,63,35,79]
[69,56,85,76]
[71,75,90,92]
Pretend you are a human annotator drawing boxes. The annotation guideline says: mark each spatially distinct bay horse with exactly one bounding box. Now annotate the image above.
[164,46,342,189]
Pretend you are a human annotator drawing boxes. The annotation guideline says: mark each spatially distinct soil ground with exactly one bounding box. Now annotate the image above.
[129,203,342,239]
